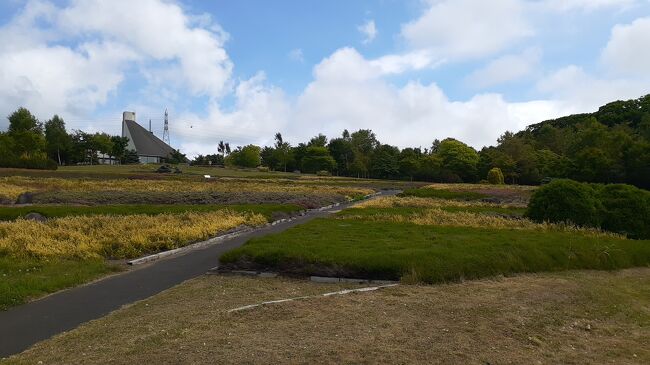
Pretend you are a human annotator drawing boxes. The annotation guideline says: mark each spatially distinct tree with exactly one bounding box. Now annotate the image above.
[167,149,188,164]
[301,146,336,173]
[399,148,421,181]
[328,136,353,175]
[44,115,70,165]
[487,167,505,184]
[7,107,45,155]
[123,149,140,164]
[218,141,226,159]
[371,144,400,179]
[274,132,292,172]
[437,138,479,182]
[308,133,328,147]
[110,136,129,164]
[226,145,261,168]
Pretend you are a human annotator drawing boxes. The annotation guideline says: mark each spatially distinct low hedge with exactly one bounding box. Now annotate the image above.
[527,179,650,239]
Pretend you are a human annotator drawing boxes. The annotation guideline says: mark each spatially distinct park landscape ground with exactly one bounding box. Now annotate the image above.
[0,165,648,364]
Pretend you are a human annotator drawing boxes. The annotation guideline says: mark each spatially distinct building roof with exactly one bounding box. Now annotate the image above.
[123,119,175,158]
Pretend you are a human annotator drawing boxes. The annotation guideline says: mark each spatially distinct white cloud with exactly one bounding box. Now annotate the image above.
[536,65,650,110]
[288,48,304,62]
[292,47,567,149]
[358,20,377,44]
[538,0,639,12]
[602,17,650,76]
[0,0,232,132]
[175,72,291,156]
[370,50,443,75]
[401,0,532,60]
[465,47,541,89]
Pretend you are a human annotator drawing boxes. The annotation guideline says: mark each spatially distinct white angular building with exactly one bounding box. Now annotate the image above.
[121,111,174,164]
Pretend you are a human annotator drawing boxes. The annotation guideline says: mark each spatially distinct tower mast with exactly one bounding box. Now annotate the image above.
[163,108,170,145]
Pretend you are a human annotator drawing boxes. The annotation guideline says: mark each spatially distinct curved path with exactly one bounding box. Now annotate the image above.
[0,191,397,358]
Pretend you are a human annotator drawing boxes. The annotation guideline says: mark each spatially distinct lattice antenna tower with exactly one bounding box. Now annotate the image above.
[163,108,170,145]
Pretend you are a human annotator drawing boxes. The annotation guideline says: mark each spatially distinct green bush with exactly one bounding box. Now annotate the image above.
[487,167,505,185]
[598,184,650,239]
[0,152,57,170]
[316,170,331,176]
[526,179,601,227]
[528,179,650,239]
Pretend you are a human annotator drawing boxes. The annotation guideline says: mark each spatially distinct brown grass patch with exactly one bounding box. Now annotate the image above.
[5,269,649,364]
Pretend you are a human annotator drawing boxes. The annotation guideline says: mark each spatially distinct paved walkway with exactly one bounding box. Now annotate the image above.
[0,191,396,358]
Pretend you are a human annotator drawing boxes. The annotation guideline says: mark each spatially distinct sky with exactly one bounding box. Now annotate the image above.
[0,0,649,157]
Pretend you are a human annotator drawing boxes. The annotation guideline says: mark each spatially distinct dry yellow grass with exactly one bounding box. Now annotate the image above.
[354,196,522,209]
[345,204,621,238]
[0,182,25,202]
[6,269,649,364]
[0,176,372,200]
[421,182,536,191]
[0,210,267,259]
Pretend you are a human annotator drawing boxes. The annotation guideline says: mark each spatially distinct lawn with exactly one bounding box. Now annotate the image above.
[221,218,650,282]
[0,257,120,310]
[222,195,650,283]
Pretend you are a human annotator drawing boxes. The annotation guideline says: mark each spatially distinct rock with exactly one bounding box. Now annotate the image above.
[15,192,34,204]
[24,212,47,222]
[155,165,172,173]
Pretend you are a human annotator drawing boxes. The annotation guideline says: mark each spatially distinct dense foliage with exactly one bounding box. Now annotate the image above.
[527,180,650,238]
[244,95,650,188]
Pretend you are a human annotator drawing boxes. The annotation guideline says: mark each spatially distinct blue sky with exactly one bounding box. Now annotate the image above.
[1,0,649,156]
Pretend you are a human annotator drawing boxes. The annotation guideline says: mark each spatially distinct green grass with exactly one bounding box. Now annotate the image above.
[221,218,650,283]
[0,257,119,310]
[399,188,487,200]
[0,203,302,222]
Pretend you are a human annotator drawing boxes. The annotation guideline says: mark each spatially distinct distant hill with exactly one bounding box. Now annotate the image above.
[481,94,650,189]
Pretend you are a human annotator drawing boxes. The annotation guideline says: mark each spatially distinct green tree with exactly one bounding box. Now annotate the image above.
[308,133,328,147]
[437,138,479,182]
[301,146,336,173]
[7,107,45,155]
[44,115,70,165]
[487,167,505,184]
[328,133,354,176]
[371,144,400,179]
[110,136,129,164]
[226,145,261,168]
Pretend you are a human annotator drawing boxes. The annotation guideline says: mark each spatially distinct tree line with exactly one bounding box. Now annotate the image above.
[196,94,650,189]
[2,93,649,189]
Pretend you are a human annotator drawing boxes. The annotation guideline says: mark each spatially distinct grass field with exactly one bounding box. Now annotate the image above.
[222,196,650,282]
[4,269,648,364]
[0,165,375,310]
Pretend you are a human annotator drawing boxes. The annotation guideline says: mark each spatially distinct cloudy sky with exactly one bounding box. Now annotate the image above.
[1,0,649,156]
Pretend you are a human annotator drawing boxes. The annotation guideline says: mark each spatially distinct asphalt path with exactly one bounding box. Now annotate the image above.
[0,190,397,358]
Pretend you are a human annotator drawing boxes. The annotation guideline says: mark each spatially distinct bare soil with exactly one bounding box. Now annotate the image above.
[4,268,649,365]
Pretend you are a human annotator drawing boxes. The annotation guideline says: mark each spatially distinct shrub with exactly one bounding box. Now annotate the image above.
[257,166,270,172]
[526,179,601,227]
[487,167,505,185]
[316,170,331,176]
[598,184,650,239]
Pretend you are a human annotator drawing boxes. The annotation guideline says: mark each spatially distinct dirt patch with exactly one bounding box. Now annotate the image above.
[6,268,649,364]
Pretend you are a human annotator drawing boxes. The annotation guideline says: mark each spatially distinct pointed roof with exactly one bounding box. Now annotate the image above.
[123,120,175,158]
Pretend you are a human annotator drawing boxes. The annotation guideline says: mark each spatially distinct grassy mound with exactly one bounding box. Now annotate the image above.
[221,218,650,283]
